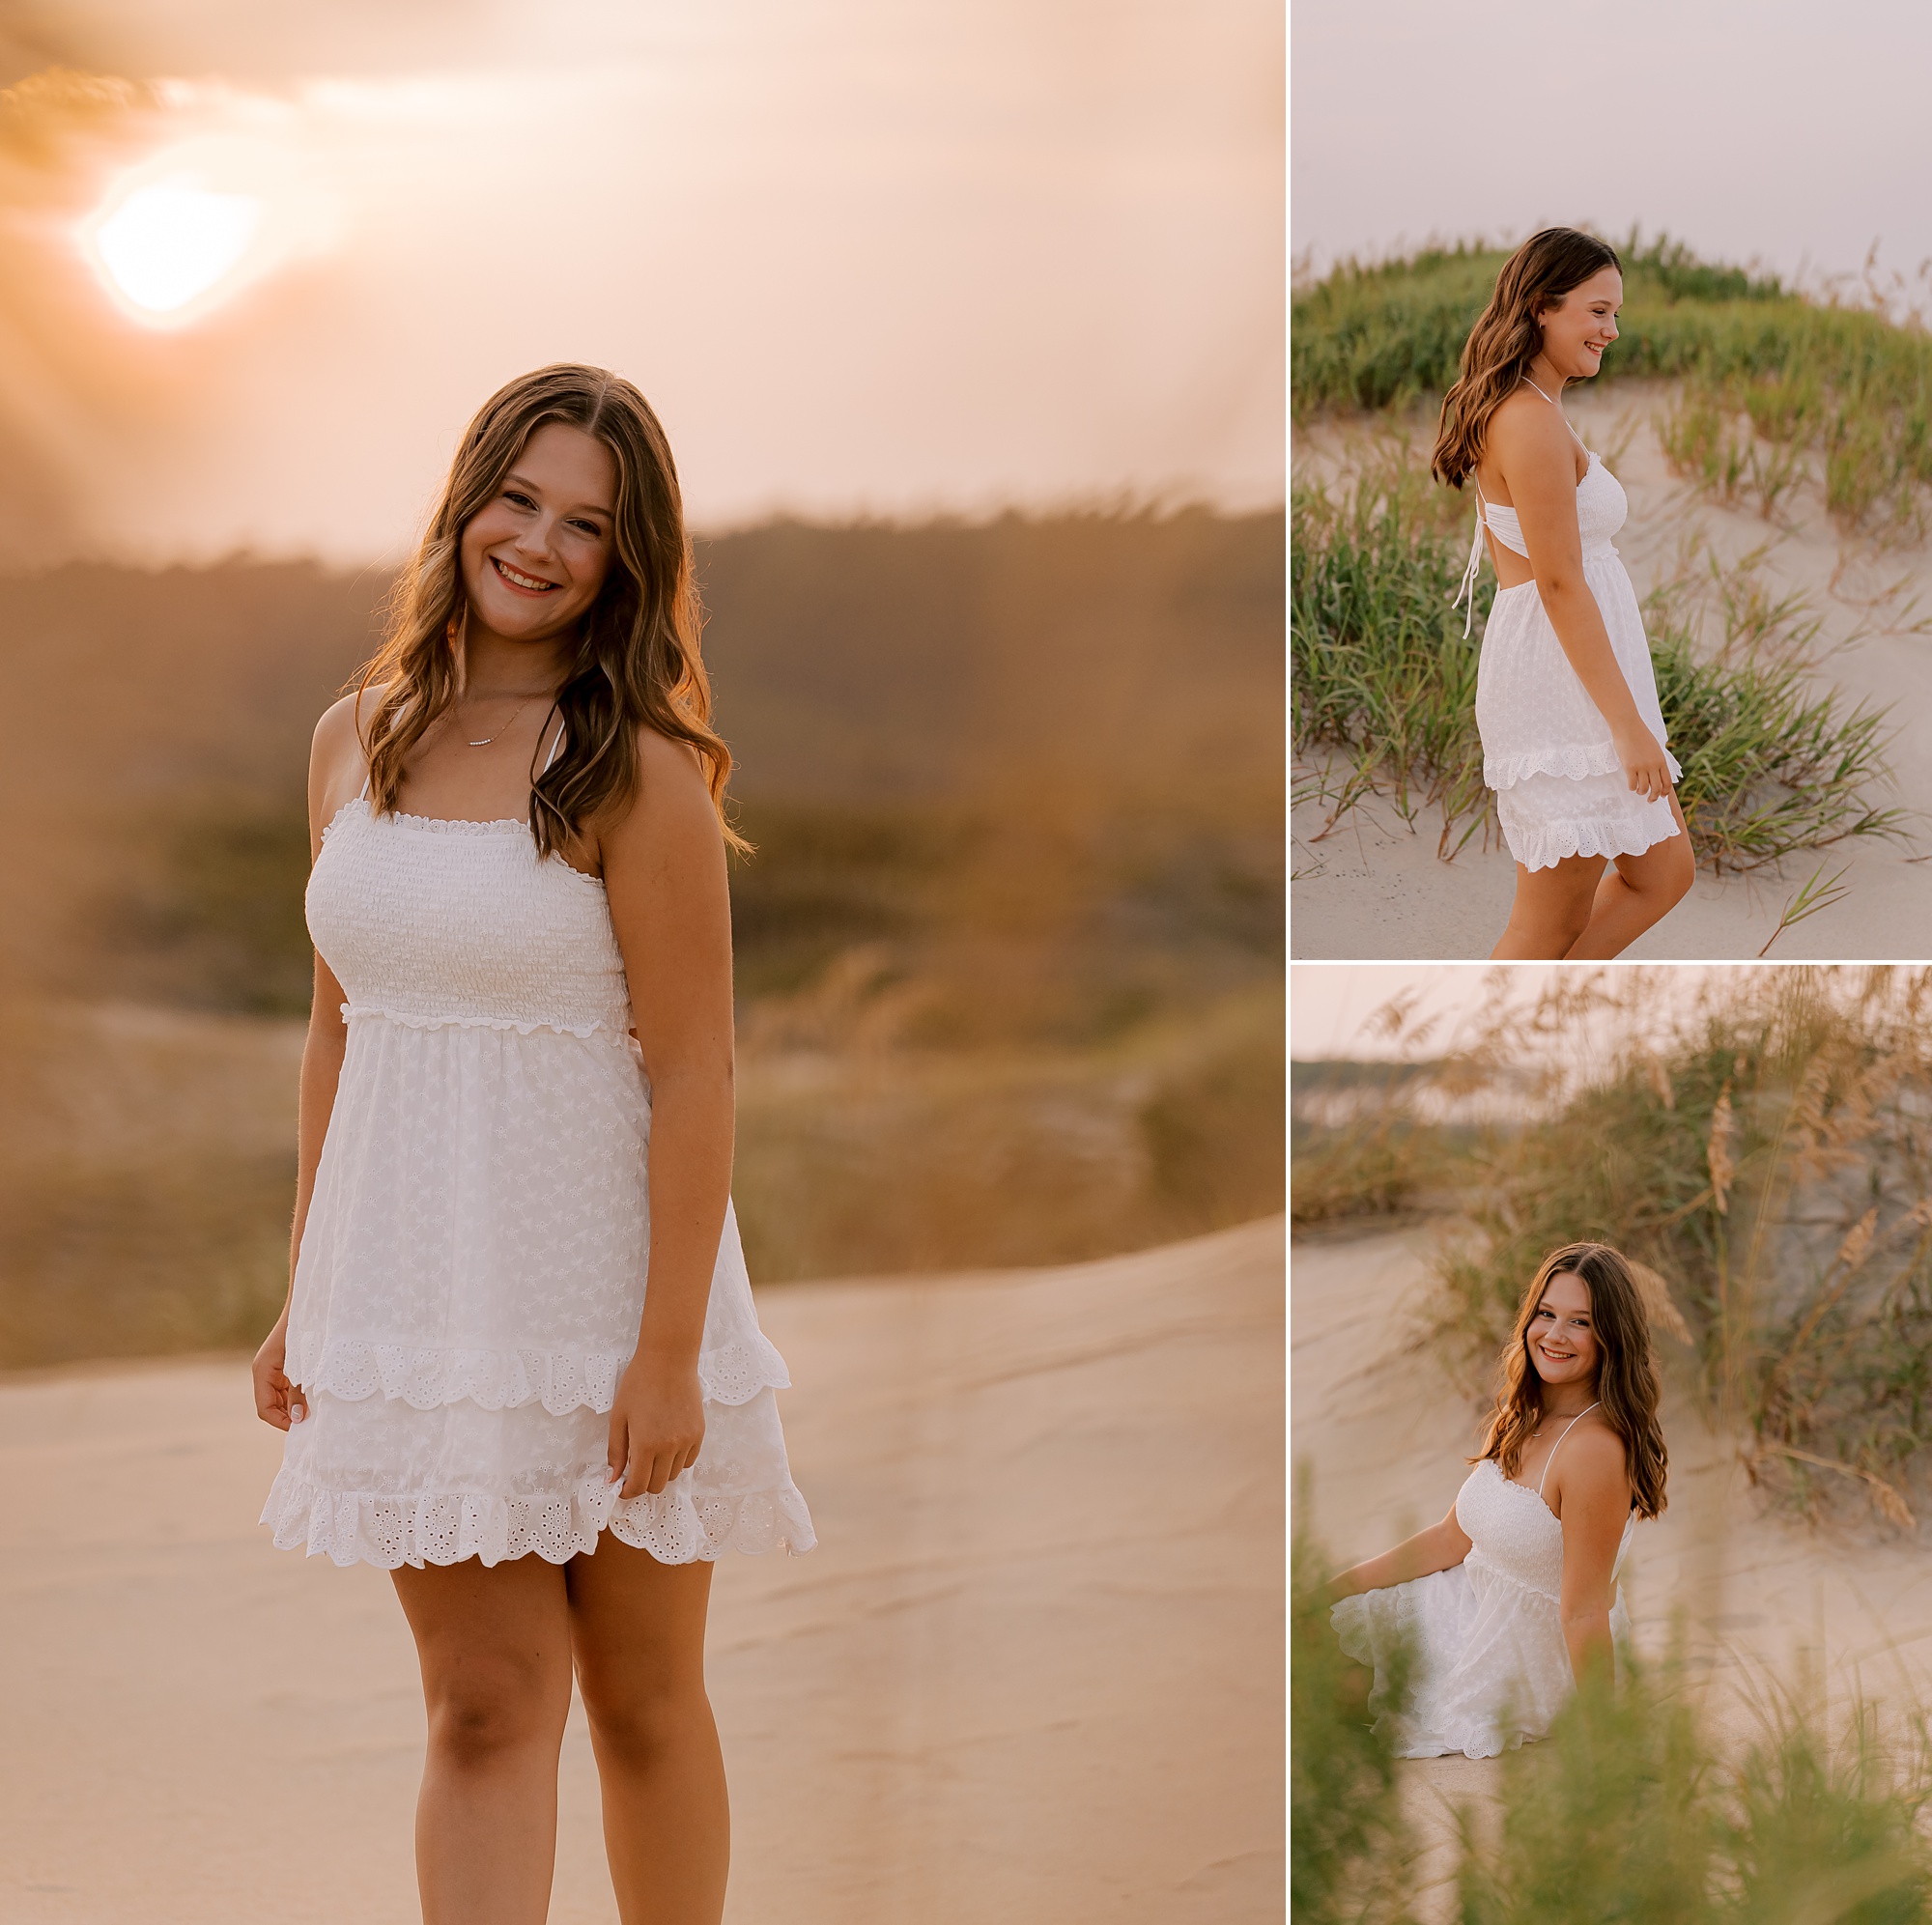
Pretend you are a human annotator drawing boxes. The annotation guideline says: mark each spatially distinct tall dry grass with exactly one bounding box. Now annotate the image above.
[1293,968,1932,1531]
[0,515,1283,1367]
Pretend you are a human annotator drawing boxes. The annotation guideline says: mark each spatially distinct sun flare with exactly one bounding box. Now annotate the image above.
[91,181,266,318]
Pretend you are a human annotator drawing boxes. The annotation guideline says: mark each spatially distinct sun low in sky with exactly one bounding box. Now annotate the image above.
[11,2,1282,566]
[76,133,331,329]
[88,178,265,320]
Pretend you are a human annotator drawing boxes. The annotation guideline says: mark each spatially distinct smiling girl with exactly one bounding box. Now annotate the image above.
[1435,228,1694,958]
[1325,1244,1667,1760]
[251,365,812,1923]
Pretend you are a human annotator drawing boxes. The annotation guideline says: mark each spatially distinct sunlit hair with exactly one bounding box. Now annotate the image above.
[1430,228,1622,489]
[1473,1242,1667,1519]
[354,363,743,858]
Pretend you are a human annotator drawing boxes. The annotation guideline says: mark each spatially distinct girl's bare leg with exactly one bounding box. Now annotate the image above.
[1492,853,1605,958]
[567,1537,728,1925]
[1563,794,1694,958]
[391,1554,575,1925]
[1491,794,1693,960]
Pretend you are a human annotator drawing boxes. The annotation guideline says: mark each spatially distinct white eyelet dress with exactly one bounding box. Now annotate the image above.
[1455,447,1684,872]
[1329,1414,1636,1760]
[259,784,816,1571]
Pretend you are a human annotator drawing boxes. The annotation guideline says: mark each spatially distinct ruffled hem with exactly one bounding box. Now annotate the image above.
[260,1464,817,1569]
[286,1331,792,1414]
[340,1002,630,1042]
[1501,809,1684,874]
[1484,741,1684,790]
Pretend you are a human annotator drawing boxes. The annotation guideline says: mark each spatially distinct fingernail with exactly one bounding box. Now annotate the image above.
[290,1404,305,1424]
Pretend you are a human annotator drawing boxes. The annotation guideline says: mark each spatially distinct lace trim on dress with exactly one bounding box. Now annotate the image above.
[1502,811,1684,875]
[1485,743,1685,791]
[288,1331,793,1414]
[261,1463,818,1570]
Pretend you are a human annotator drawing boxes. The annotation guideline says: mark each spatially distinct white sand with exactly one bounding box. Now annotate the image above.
[0,1218,1284,1925]
[1293,1228,1932,1913]
[1292,384,1932,959]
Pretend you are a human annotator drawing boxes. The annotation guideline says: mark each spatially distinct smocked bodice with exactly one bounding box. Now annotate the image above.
[307,800,632,1038]
[1457,1458,1635,1602]
[1479,452,1628,562]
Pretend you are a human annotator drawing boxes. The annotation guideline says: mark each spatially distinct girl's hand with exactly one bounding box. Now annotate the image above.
[608,1350,705,1498]
[252,1316,306,1430]
[1612,720,1672,803]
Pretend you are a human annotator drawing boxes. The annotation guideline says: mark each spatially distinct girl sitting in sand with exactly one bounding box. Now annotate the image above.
[1435,228,1695,959]
[1325,1242,1667,1759]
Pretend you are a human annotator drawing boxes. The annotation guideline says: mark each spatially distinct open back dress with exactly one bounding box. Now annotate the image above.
[1455,384,1684,873]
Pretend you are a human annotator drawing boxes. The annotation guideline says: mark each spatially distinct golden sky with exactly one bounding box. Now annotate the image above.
[0,1,1283,564]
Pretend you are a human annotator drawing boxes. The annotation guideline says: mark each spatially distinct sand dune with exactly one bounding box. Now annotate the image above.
[0,1219,1284,1925]
[1293,1228,1932,1915]
[1292,382,1932,960]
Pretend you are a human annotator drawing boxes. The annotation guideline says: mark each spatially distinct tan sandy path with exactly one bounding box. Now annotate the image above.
[1291,382,1932,961]
[1293,1226,1932,1912]
[0,1218,1284,1925]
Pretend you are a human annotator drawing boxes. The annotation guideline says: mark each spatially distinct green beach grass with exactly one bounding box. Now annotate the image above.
[1294,1492,1932,1922]
[1293,449,1905,871]
[1294,233,1932,535]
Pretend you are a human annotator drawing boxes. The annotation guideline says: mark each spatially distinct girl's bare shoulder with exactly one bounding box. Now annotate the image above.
[1487,386,1570,455]
[1561,1417,1634,1494]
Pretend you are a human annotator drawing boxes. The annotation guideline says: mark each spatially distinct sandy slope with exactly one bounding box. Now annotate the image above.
[1292,383,1932,960]
[1293,1228,1932,1913]
[0,1219,1283,1925]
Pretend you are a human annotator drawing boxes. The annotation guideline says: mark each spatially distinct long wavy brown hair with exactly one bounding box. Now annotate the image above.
[1473,1242,1668,1519]
[1430,228,1622,489]
[354,363,743,858]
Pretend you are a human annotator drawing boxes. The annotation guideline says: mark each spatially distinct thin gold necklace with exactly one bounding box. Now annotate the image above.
[459,690,546,749]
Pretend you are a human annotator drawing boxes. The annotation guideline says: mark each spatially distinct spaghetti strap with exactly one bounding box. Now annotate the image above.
[1538,1401,1601,1499]
[540,714,567,774]
[1452,486,1489,638]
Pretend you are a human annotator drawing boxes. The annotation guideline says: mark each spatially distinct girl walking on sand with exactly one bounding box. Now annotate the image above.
[253,364,813,1924]
[1435,228,1694,959]
[1325,1243,1666,1759]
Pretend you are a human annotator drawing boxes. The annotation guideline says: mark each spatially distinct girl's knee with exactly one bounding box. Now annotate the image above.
[426,1664,568,1769]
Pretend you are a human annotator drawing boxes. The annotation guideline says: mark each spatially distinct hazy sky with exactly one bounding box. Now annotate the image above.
[1293,0,1932,294]
[0,0,1283,564]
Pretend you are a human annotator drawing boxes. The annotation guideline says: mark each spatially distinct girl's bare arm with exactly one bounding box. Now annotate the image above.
[598,728,737,1501]
[1552,1429,1633,1684]
[1325,1503,1473,1603]
[251,694,365,1430]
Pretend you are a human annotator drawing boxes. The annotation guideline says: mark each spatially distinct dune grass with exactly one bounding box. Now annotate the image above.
[1293,235,1932,536]
[1293,454,1906,871]
[1293,1495,1932,1922]
[1293,967,1932,1531]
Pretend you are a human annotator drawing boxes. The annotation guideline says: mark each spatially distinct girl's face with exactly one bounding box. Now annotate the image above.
[459,421,619,647]
[1537,266,1623,381]
[1526,1269,1601,1392]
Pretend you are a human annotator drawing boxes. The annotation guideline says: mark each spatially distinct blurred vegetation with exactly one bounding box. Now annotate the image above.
[1294,1492,1932,1921]
[0,511,1283,1367]
[1293,234,1932,538]
[1293,968,1932,1532]
[1292,1473,1415,1923]
[1293,448,1906,871]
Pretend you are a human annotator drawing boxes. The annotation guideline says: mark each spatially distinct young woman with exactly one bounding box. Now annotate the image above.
[251,364,814,1924]
[1435,228,1695,959]
[1326,1243,1667,1760]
